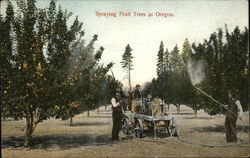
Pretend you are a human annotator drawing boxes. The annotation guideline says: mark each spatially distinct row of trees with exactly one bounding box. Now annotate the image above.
[1,0,122,146]
[142,26,248,116]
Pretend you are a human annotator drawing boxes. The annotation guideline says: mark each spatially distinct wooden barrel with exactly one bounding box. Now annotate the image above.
[152,98,162,116]
[131,99,142,113]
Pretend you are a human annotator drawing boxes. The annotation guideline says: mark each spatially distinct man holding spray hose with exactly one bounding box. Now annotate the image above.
[188,60,244,144]
[223,91,243,143]
[195,86,243,143]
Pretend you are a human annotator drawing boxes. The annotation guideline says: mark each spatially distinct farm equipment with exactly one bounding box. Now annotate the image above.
[122,98,178,139]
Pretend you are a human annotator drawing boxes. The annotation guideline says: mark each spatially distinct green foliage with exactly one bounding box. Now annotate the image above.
[157,41,165,76]
[121,44,133,70]
[169,44,182,72]
[192,26,248,114]
[142,42,185,105]
[182,38,192,65]
[142,26,248,116]
[1,0,119,146]
[121,44,133,91]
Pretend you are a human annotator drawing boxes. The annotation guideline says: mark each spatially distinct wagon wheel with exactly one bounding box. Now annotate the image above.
[134,119,143,138]
[122,118,130,135]
[170,119,178,137]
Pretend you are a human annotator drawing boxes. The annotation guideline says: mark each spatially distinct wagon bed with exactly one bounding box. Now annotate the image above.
[122,110,178,138]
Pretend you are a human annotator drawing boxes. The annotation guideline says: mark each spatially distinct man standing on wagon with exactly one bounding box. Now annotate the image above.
[133,84,141,99]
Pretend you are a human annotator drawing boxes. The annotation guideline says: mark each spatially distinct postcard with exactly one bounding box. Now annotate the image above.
[1,0,249,157]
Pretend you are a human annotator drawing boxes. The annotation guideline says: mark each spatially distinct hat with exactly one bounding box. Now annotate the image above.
[147,94,152,98]
[228,90,238,98]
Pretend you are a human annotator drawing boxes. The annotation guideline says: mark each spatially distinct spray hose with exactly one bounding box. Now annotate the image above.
[193,86,238,118]
[176,133,249,148]
[133,119,249,148]
[173,119,249,148]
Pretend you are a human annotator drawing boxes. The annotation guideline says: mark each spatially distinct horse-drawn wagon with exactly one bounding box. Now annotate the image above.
[122,98,178,138]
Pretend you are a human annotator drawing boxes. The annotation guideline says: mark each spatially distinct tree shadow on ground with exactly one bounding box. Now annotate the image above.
[121,135,134,141]
[133,128,171,139]
[170,109,193,112]
[88,115,112,119]
[122,130,171,141]
[172,113,194,115]
[191,125,249,133]
[1,118,17,122]
[69,121,110,127]
[2,134,112,150]
[183,116,214,120]
[99,112,112,115]
[98,109,111,113]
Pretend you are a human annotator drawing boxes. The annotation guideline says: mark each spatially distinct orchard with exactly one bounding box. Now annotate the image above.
[1,0,121,146]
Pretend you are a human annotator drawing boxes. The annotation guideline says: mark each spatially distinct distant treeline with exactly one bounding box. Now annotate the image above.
[142,25,248,116]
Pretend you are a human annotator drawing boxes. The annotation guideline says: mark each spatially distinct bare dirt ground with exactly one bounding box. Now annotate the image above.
[2,105,250,158]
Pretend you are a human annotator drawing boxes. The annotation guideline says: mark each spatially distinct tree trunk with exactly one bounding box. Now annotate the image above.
[128,64,131,92]
[168,104,172,115]
[14,117,18,121]
[194,109,198,118]
[87,109,90,117]
[70,117,73,125]
[176,104,180,114]
[24,127,33,147]
[2,108,6,120]
[23,107,40,147]
[105,105,107,111]
[24,115,34,147]
[97,107,99,114]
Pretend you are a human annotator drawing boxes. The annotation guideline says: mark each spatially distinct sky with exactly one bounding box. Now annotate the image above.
[1,0,249,89]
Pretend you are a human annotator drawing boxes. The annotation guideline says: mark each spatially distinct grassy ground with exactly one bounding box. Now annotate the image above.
[2,105,249,157]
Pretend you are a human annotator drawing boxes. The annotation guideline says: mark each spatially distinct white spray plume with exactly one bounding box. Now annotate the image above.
[187,59,206,85]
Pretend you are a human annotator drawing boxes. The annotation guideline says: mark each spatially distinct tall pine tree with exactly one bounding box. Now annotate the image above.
[157,41,165,76]
[121,44,133,92]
